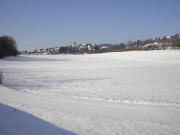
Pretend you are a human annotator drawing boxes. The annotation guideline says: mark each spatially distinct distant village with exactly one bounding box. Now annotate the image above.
[21,34,180,55]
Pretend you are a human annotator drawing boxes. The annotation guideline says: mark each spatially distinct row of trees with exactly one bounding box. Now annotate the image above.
[59,34,180,54]
[126,34,180,48]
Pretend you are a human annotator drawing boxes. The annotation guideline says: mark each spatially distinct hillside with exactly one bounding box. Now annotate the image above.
[21,34,180,55]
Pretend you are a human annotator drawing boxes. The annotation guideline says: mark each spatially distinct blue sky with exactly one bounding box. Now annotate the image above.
[0,0,180,50]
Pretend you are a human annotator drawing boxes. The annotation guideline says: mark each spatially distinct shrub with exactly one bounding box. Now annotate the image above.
[0,72,2,84]
[0,35,19,58]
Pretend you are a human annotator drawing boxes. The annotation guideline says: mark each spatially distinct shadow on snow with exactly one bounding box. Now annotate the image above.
[3,56,71,62]
[4,77,111,91]
[0,103,77,135]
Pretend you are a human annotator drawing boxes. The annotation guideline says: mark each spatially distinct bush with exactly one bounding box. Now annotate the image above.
[0,72,2,84]
[0,35,19,58]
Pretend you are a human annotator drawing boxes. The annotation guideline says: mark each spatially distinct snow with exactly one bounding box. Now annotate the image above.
[144,42,160,47]
[166,35,171,39]
[0,50,180,135]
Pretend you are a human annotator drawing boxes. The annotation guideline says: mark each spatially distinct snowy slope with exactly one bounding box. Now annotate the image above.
[0,50,180,135]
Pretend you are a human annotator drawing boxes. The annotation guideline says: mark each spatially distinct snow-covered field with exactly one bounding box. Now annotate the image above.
[0,50,180,135]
